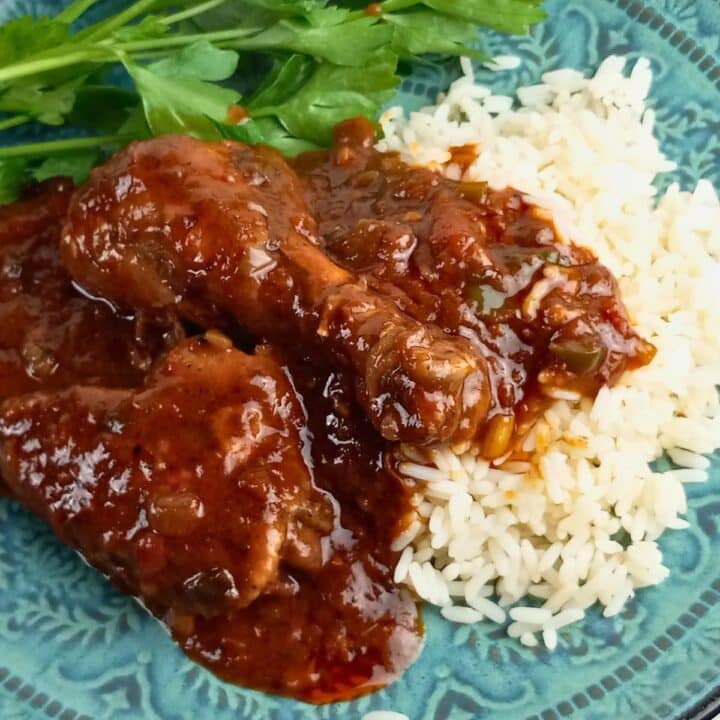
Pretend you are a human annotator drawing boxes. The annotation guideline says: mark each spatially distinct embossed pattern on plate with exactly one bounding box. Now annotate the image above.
[0,1,718,718]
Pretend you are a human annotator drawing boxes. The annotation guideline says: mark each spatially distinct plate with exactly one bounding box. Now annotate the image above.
[1,1,719,718]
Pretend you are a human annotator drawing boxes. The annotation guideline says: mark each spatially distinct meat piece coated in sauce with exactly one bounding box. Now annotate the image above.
[60,135,489,446]
[0,179,181,495]
[0,114,656,700]
[1,337,322,614]
[0,178,181,399]
[190,351,423,702]
[0,336,422,700]
[295,118,656,456]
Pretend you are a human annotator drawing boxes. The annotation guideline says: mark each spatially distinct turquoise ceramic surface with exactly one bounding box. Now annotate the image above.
[1,1,719,718]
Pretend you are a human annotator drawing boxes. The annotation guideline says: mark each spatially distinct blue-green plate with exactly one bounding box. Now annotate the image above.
[1,1,719,718]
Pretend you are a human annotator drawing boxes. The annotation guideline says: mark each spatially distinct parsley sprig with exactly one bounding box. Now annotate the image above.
[0,0,545,202]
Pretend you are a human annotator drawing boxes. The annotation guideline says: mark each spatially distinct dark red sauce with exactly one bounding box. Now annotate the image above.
[0,118,654,701]
[293,118,655,455]
[0,179,180,400]
[1,337,421,702]
[0,182,421,702]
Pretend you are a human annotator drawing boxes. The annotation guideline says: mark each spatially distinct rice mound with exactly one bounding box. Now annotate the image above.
[379,56,720,649]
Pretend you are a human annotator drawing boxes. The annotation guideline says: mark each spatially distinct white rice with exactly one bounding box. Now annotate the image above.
[379,56,720,649]
[484,54,522,72]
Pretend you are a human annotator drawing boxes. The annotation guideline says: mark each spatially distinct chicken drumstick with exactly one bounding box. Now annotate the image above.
[60,135,489,445]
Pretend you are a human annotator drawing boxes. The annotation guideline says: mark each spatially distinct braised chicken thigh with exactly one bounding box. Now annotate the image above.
[0,114,657,703]
[0,336,421,699]
[1,337,326,613]
[0,180,180,494]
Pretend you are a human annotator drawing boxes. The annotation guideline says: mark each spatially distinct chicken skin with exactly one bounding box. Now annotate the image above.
[0,335,421,700]
[60,135,490,446]
[0,336,331,616]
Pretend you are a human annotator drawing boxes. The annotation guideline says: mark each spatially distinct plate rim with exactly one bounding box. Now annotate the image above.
[1,0,719,719]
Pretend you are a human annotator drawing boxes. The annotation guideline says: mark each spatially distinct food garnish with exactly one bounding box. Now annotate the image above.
[0,0,545,202]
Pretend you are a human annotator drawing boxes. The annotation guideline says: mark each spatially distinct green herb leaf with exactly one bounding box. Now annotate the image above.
[252,49,398,145]
[232,0,327,18]
[304,6,353,27]
[111,15,169,43]
[217,117,319,155]
[129,65,239,135]
[0,0,547,203]
[423,0,546,34]
[232,16,392,67]
[0,15,71,67]
[150,40,239,81]
[117,105,152,138]
[247,54,315,109]
[32,150,99,184]
[125,42,241,135]
[384,10,488,59]
[0,76,86,125]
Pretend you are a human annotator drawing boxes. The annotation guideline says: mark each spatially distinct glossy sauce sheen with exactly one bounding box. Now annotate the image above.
[181,350,422,701]
[0,118,655,702]
[0,181,179,497]
[0,179,179,399]
[294,118,655,454]
[60,135,487,446]
[0,184,421,700]
[0,338,421,702]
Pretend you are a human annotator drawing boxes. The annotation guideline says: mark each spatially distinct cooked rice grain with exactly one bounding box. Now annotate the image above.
[381,56,720,648]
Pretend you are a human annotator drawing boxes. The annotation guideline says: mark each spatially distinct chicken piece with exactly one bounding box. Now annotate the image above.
[0,179,181,495]
[296,118,655,454]
[0,178,181,400]
[60,135,489,446]
[0,336,331,617]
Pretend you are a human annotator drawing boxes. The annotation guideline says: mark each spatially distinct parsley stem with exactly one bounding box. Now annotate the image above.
[0,115,30,132]
[0,25,260,85]
[0,134,133,159]
[56,0,101,24]
[82,0,160,42]
[162,0,228,26]
[113,27,262,53]
[0,49,111,84]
